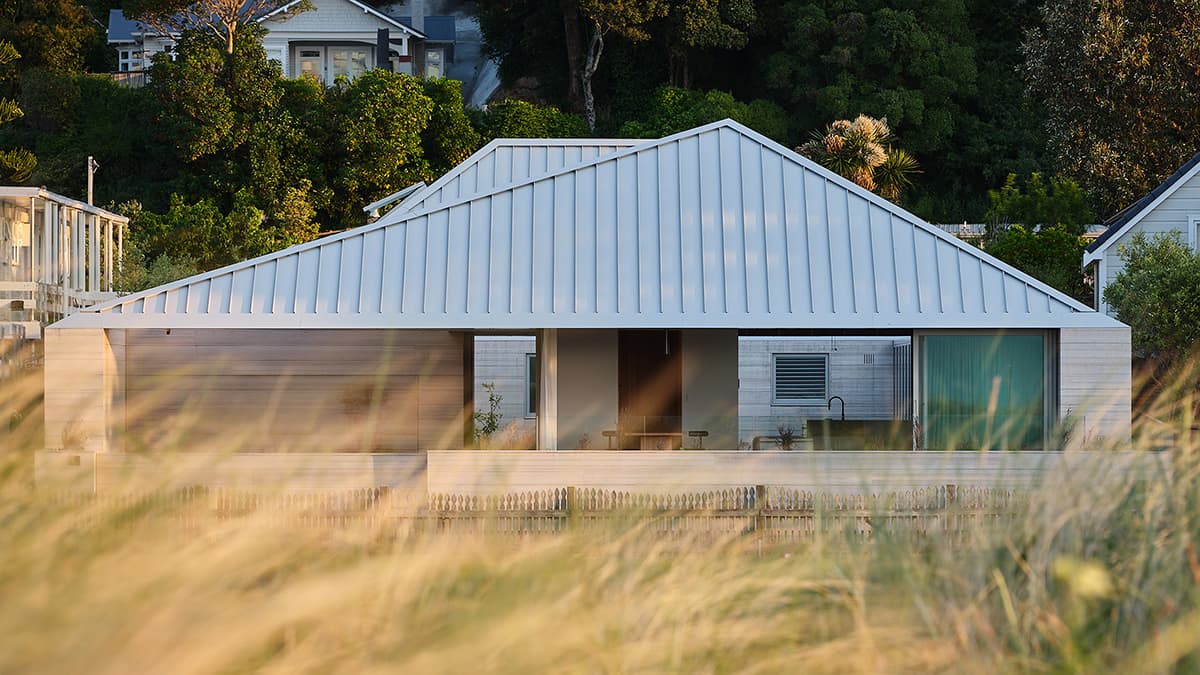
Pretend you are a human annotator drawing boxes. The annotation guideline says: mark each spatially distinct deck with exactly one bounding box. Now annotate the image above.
[35,449,1167,496]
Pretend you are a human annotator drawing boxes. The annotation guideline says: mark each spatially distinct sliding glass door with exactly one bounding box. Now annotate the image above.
[919,332,1052,450]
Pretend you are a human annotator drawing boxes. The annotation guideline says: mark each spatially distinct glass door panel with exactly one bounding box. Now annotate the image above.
[920,333,1046,450]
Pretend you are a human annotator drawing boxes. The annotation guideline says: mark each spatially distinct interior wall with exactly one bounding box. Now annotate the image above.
[120,328,463,452]
[682,329,738,449]
[556,329,618,449]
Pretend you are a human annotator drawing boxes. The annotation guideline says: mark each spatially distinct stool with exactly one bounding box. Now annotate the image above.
[601,430,618,449]
[687,430,709,449]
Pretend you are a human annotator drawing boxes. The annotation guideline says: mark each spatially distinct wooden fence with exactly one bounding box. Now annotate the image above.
[50,484,1021,539]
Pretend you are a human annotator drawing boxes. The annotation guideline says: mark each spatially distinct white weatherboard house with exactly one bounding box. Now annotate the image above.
[1084,151,1200,316]
[108,0,455,85]
[41,121,1136,493]
[0,187,126,341]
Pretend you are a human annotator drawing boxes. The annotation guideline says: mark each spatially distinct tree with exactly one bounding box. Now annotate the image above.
[797,115,918,202]
[325,69,434,229]
[147,29,282,162]
[0,0,102,73]
[984,173,1094,236]
[1023,0,1200,215]
[618,85,786,141]
[985,225,1090,301]
[577,0,670,129]
[471,98,589,140]
[1104,232,1200,365]
[421,78,482,175]
[0,41,35,182]
[662,0,756,87]
[123,0,308,54]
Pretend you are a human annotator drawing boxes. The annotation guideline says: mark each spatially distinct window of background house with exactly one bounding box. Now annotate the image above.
[772,354,828,405]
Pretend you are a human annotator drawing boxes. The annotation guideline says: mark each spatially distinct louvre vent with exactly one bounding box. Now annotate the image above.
[773,354,828,403]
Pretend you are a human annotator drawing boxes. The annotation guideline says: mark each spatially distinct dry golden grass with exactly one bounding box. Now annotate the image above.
[2,361,1199,674]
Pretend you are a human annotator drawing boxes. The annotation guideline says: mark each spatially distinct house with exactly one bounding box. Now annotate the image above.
[1083,151,1200,315]
[106,0,456,85]
[0,187,125,341]
[40,120,1134,493]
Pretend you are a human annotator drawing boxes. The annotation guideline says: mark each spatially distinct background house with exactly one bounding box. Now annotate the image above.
[106,0,475,85]
[1083,151,1200,315]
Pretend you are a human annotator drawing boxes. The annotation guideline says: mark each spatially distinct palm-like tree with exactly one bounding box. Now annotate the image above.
[798,115,918,202]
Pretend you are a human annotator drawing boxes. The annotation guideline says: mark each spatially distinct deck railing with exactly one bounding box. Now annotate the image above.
[49,484,1021,539]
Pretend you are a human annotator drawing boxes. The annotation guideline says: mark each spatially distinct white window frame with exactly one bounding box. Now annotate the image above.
[771,353,829,406]
[524,352,537,418]
[1189,215,1200,253]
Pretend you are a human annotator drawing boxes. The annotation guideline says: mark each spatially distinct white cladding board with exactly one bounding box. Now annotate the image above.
[63,120,1120,330]
[1059,327,1132,442]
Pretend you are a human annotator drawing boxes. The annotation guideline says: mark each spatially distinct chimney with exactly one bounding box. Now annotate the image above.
[376,28,391,71]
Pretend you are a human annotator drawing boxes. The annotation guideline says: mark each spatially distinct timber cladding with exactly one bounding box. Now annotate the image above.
[121,329,464,453]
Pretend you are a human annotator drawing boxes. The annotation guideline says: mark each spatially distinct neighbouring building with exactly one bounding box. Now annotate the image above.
[1084,151,1200,315]
[40,121,1133,493]
[0,187,125,342]
[107,0,459,86]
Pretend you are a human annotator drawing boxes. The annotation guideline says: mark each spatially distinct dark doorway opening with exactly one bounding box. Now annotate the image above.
[617,330,683,450]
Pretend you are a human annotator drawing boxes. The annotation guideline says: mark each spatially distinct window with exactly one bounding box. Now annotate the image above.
[525,353,537,417]
[1190,215,1200,252]
[772,354,828,404]
[329,47,369,81]
[919,333,1050,450]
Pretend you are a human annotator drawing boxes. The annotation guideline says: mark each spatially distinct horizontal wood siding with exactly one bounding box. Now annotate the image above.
[43,327,116,451]
[1059,327,1132,442]
[738,337,907,443]
[1101,175,1200,308]
[473,337,537,445]
[122,329,463,453]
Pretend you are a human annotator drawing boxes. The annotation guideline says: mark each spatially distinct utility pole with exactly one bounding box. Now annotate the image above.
[86,156,99,205]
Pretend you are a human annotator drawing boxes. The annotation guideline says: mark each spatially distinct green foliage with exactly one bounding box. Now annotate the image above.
[10,71,174,206]
[0,41,35,182]
[984,173,1095,236]
[797,114,918,201]
[0,0,102,73]
[1023,0,1200,216]
[147,29,282,162]
[473,382,503,445]
[421,78,482,175]
[985,224,1090,301]
[133,191,309,270]
[1104,232,1200,363]
[326,69,434,229]
[618,86,787,141]
[472,99,590,140]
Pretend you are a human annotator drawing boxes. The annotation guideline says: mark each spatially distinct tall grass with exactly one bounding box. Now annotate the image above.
[2,362,1199,674]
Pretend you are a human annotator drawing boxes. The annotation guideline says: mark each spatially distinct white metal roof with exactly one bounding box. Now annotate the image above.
[398,137,640,213]
[58,120,1122,330]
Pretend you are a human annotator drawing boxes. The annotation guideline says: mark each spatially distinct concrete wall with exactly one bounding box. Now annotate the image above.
[1059,327,1132,443]
[682,329,738,449]
[556,329,618,450]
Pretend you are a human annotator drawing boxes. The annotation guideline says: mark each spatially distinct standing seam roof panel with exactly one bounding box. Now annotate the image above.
[63,120,1122,330]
